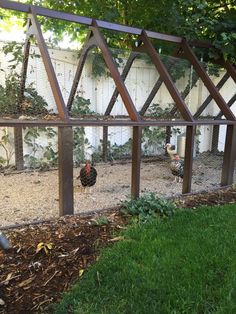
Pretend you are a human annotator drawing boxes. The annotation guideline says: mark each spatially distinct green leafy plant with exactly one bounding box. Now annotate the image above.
[24,127,58,169]
[0,127,14,167]
[92,138,133,162]
[142,127,166,155]
[121,193,176,223]
[24,127,44,169]
[142,103,182,155]
[109,138,132,160]
[0,42,48,117]
[89,48,124,78]
[73,127,91,165]
[71,95,94,165]
[71,95,94,117]
[92,216,109,226]
[0,73,49,117]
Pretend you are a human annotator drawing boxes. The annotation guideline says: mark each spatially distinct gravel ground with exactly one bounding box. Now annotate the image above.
[0,153,232,227]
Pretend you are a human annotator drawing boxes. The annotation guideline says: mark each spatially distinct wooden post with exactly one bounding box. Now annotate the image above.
[165,126,171,147]
[211,125,220,154]
[221,125,236,186]
[102,126,108,162]
[14,33,31,171]
[58,126,74,216]
[182,125,195,194]
[131,126,142,198]
[14,127,24,170]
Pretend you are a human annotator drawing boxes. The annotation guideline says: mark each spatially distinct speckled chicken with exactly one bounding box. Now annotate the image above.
[78,160,97,191]
[170,154,184,182]
[165,143,177,160]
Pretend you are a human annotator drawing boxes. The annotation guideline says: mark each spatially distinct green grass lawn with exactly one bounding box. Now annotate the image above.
[54,204,236,314]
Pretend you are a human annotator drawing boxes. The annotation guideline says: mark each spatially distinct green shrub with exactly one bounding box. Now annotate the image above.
[121,193,176,223]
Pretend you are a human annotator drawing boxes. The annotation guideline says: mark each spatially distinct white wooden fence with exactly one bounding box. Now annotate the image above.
[0,41,235,164]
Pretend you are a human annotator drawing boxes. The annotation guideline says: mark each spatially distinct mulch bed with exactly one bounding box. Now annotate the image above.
[0,186,236,313]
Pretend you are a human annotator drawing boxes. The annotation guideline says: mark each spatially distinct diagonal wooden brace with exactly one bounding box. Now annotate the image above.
[89,20,140,121]
[182,40,235,121]
[104,51,140,116]
[67,31,97,111]
[140,31,194,122]
[29,7,69,121]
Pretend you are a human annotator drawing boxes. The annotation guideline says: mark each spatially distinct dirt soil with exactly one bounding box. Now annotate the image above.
[0,186,236,313]
[0,153,231,227]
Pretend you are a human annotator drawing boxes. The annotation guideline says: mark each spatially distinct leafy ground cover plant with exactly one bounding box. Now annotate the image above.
[120,193,176,223]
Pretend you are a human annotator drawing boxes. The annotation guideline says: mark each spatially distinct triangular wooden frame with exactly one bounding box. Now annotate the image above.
[67,21,141,121]
[137,31,194,122]
[104,51,140,116]
[88,21,140,121]
[181,40,235,121]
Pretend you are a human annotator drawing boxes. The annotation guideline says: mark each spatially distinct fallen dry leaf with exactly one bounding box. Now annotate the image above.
[108,236,125,242]
[79,269,85,277]
[0,188,235,313]
[0,298,5,306]
[18,276,36,288]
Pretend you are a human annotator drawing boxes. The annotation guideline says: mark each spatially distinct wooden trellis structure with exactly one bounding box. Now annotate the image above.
[0,0,236,216]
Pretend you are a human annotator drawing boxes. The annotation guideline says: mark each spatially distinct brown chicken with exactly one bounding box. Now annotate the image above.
[78,160,97,192]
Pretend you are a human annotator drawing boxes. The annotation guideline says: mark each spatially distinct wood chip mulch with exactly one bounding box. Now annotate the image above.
[0,187,236,314]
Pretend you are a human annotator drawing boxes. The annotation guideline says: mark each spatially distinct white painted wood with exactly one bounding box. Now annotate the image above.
[0,41,235,161]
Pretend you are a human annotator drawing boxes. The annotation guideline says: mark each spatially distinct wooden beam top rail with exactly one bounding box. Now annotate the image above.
[0,0,211,47]
[0,118,235,127]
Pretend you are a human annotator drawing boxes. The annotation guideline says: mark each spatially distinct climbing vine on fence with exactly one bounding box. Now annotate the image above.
[24,127,58,169]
